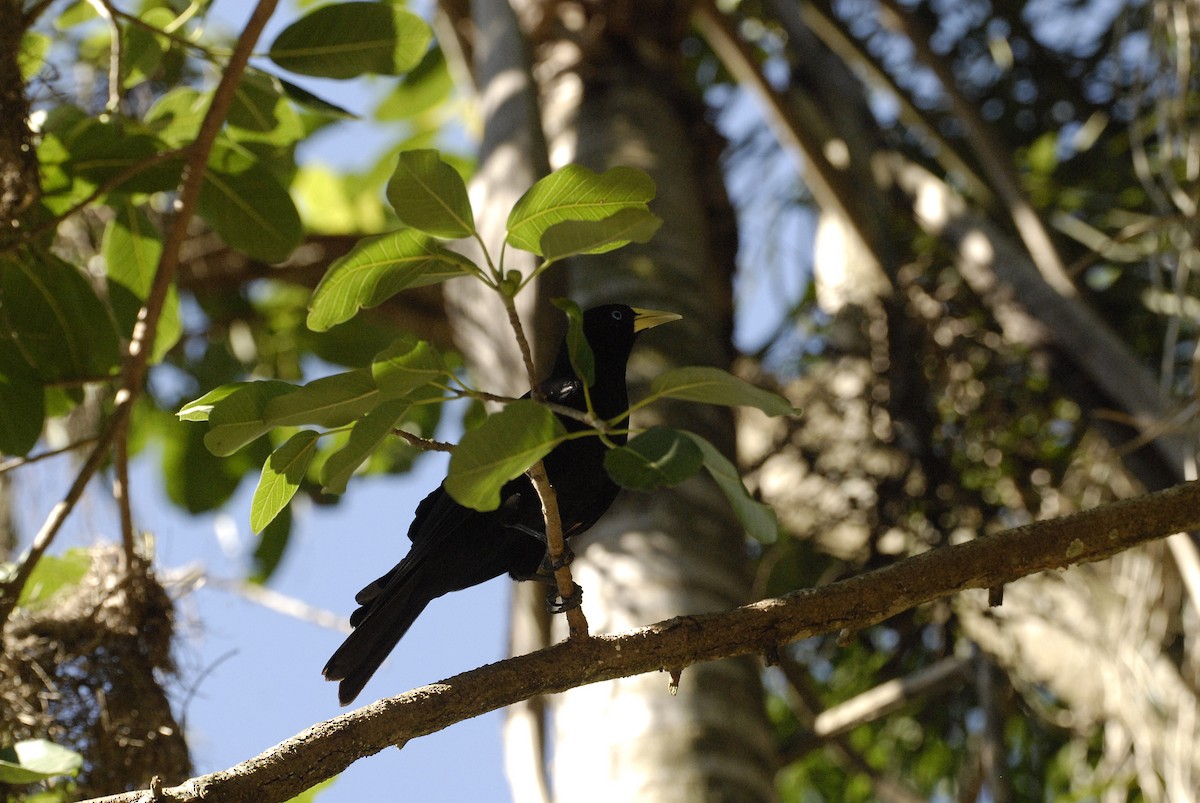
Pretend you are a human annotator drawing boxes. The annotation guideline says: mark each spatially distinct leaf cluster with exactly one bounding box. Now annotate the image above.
[178,148,792,541]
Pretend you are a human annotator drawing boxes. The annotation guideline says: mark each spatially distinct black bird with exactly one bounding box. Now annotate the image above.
[323,304,681,705]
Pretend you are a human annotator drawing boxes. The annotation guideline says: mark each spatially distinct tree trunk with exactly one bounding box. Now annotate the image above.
[443,1,777,800]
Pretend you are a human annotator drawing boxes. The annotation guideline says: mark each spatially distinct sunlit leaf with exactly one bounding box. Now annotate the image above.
[540,207,662,260]
[307,229,477,331]
[683,431,778,544]
[506,165,656,255]
[386,150,475,239]
[604,426,703,490]
[0,740,82,784]
[445,400,567,511]
[268,3,431,79]
[202,380,298,456]
[320,399,410,494]
[178,382,249,422]
[647,366,796,417]
[262,368,381,428]
[251,430,319,533]
[144,87,208,147]
[16,550,90,609]
[371,335,446,397]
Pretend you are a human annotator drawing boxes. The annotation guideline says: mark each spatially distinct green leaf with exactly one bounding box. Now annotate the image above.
[16,550,90,609]
[202,380,298,456]
[282,778,337,803]
[683,431,778,544]
[0,740,83,784]
[648,366,796,417]
[165,418,257,513]
[144,87,208,148]
[251,430,319,533]
[277,79,357,118]
[376,46,453,120]
[64,121,176,194]
[604,426,703,490]
[199,143,303,263]
[506,165,656,255]
[0,349,44,455]
[103,201,181,362]
[19,31,51,81]
[445,400,567,511]
[268,3,431,79]
[251,503,292,584]
[371,335,446,397]
[120,7,173,88]
[307,229,477,331]
[0,251,121,382]
[540,207,662,260]
[385,150,475,238]
[178,382,250,422]
[262,368,381,428]
[320,399,410,494]
[227,70,305,145]
[551,298,594,385]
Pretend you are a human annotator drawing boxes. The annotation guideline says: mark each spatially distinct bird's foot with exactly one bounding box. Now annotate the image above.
[541,545,575,572]
[546,582,583,614]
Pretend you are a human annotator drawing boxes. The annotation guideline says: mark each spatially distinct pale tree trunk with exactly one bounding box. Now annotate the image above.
[441,1,777,801]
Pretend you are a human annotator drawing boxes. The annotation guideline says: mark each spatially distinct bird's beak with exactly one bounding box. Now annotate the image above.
[631,308,683,333]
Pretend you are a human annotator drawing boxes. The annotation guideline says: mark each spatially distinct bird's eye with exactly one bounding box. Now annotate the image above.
[611,310,623,320]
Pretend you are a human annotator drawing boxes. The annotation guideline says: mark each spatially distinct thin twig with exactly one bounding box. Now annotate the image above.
[87,0,123,113]
[114,425,136,565]
[0,438,98,475]
[0,0,281,627]
[499,294,589,639]
[394,430,455,452]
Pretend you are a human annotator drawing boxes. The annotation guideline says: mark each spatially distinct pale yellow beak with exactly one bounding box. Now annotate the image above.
[631,308,683,333]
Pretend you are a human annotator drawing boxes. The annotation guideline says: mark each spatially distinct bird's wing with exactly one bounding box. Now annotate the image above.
[539,376,585,408]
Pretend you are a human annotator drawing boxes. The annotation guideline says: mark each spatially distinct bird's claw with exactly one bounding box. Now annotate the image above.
[541,545,575,572]
[546,583,583,614]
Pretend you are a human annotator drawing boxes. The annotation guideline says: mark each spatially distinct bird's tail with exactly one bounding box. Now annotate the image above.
[322,579,431,706]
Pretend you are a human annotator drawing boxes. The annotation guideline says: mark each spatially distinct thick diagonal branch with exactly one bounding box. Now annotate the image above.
[82,480,1200,803]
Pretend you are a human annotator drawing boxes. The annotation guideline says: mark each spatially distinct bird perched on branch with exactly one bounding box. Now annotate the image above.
[323,304,681,705]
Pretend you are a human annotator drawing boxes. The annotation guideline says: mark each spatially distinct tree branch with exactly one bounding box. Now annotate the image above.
[80,479,1200,803]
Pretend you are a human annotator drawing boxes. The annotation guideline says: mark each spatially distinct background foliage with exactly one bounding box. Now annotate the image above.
[2,0,1200,801]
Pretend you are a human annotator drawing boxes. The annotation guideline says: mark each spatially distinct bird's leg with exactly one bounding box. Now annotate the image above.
[508,522,548,545]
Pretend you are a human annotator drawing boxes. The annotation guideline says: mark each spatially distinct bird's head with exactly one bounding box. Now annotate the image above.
[581,304,681,368]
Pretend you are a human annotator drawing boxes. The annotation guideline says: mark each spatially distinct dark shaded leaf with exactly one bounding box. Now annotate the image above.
[604,426,704,490]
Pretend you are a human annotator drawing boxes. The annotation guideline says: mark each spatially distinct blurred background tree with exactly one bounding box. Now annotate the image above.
[2,0,1199,801]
